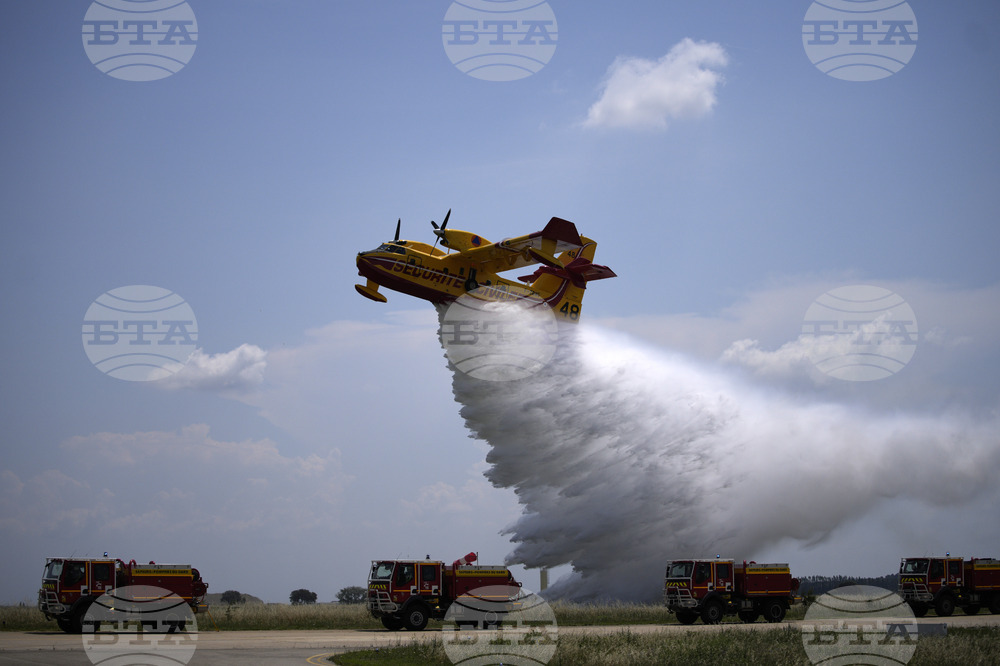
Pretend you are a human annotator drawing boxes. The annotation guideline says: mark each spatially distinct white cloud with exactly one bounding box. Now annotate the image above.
[63,424,334,480]
[401,475,499,518]
[0,469,98,535]
[161,344,267,392]
[1,425,347,538]
[583,38,728,131]
[721,313,907,380]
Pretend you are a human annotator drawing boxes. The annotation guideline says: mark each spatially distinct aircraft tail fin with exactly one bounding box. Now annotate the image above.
[540,217,583,247]
[517,237,616,288]
[517,237,615,321]
[518,258,616,289]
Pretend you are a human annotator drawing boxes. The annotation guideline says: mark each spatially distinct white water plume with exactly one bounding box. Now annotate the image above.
[441,319,1000,602]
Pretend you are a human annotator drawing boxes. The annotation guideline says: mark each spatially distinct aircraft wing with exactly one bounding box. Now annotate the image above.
[459,217,584,273]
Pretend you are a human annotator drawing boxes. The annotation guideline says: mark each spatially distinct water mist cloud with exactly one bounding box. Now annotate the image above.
[444,322,999,602]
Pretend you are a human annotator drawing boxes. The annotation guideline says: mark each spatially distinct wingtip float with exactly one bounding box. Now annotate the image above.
[355,211,615,322]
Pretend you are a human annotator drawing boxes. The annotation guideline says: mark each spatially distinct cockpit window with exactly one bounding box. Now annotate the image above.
[43,560,64,580]
[370,562,395,581]
[375,243,407,255]
[667,562,693,579]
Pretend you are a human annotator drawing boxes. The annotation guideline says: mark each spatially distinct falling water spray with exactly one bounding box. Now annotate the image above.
[439,309,999,602]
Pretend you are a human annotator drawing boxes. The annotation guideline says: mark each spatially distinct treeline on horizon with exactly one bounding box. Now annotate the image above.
[798,573,900,598]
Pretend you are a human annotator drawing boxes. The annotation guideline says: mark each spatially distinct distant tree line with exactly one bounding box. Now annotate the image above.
[798,573,900,599]
[215,586,370,605]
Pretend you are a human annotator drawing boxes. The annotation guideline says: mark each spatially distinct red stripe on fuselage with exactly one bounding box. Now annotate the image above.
[357,254,572,310]
[358,256,459,304]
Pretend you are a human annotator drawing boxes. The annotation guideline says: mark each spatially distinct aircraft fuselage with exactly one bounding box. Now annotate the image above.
[356,241,549,307]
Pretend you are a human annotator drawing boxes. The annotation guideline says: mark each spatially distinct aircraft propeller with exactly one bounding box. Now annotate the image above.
[431,209,452,250]
[394,218,401,243]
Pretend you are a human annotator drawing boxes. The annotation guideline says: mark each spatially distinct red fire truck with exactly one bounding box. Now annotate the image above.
[367,552,521,631]
[38,556,209,633]
[663,558,799,624]
[898,556,1000,617]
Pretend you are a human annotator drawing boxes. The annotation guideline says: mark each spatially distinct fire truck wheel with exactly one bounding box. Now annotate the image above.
[989,595,1000,614]
[962,605,981,615]
[934,595,955,617]
[66,604,91,634]
[403,605,429,631]
[381,615,403,631]
[762,600,786,623]
[700,601,724,625]
[737,610,759,623]
[675,611,698,625]
[56,617,74,633]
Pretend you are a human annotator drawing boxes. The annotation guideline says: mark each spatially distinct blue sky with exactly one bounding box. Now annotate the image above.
[2,0,999,603]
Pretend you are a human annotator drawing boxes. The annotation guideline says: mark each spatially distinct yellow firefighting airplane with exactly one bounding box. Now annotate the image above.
[355,211,616,322]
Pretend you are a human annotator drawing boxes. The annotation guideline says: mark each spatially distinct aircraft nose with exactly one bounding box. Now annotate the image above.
[356,253,377,278]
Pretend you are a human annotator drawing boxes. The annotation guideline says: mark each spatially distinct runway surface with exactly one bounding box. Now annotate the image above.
[1,614,997,665]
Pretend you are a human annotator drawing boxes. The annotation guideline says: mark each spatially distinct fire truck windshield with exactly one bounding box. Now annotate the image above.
[666,562,693,579]
[370,562,395,581]
[901,559,928,574]
[42,560,63,580]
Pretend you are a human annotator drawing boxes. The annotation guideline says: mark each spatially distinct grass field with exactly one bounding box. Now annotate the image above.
[330,626,1000,666]
[2,600,800,632]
